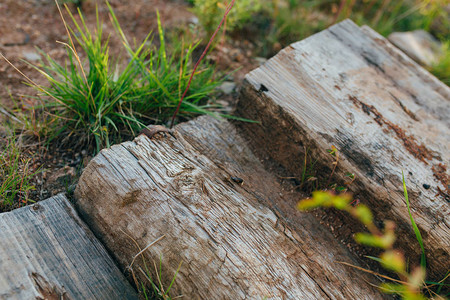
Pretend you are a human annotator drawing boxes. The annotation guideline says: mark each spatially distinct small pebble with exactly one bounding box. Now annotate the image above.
[219,81,236,95]
[22,51,41,62]
[254,57,267,65]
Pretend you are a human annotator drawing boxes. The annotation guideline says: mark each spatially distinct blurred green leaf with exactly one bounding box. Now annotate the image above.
[408,267,426,290]
[402,171,426,269]
[379,283,406,294]
[353,204,373,226]
[380,250,406,273]
[354,232,395,249]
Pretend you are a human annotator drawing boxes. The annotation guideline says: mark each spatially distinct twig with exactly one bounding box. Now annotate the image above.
[138,266,163,295]
[129,235,166,269]
[336,261,408,285]
[0,107,23,124]
[276,175,298,180]
[54,0,88,86]
[153,261,165,294]
[169,0,236,128]
[0,53,41,89]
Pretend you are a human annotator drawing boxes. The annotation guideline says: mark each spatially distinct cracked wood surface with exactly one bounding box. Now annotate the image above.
[0,193,137,300]
[75,116,386,299]
[237,19,449,279]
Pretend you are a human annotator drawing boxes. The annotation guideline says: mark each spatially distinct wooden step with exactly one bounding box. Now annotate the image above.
[236,19,449,279]
[0,194,137,300]
[75,116,386,299]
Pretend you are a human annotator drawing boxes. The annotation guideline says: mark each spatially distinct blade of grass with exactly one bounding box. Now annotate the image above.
[165,261,182,296]
[402,171,426,269]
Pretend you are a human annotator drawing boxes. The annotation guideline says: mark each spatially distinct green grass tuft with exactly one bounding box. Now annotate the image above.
[29,2,223,153]
[139,257,182,300]
[0,134,40,210]
[402,171,426,269]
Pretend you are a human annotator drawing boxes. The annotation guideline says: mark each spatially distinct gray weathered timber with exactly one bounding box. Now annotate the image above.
[75,116,386,299]
[236,19,449,279]
[0,193,137,300]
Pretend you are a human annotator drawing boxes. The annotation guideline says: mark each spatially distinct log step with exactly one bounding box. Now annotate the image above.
[75,116,386,299]
[0,194,137,300]
[236,19,449,279]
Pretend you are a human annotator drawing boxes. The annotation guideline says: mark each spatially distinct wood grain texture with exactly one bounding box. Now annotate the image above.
[75,116,386,299]
[0,193,137,300]
[236,19,449,279]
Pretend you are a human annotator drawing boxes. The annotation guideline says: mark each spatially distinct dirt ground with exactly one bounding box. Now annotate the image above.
[0,0,259,206]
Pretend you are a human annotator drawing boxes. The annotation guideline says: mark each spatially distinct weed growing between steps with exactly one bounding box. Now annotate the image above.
[290,144,355,195]
[23,1,223,153]
[137,257,181,300]
[298,173,449,299]
[122,231,181,299]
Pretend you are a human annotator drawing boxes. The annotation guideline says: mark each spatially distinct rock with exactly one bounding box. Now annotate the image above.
[254,57,268,66]
[388,30,442,67]
[188,16,199,25]
[218,81,236,94]
[22,51,41,62]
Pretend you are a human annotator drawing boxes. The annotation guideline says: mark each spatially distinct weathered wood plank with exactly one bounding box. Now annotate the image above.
[75,116,386,299]
[236,19,449,279]
[0,193,137,300]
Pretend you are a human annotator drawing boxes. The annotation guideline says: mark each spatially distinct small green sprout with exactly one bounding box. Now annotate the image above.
[297,174,438,299]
